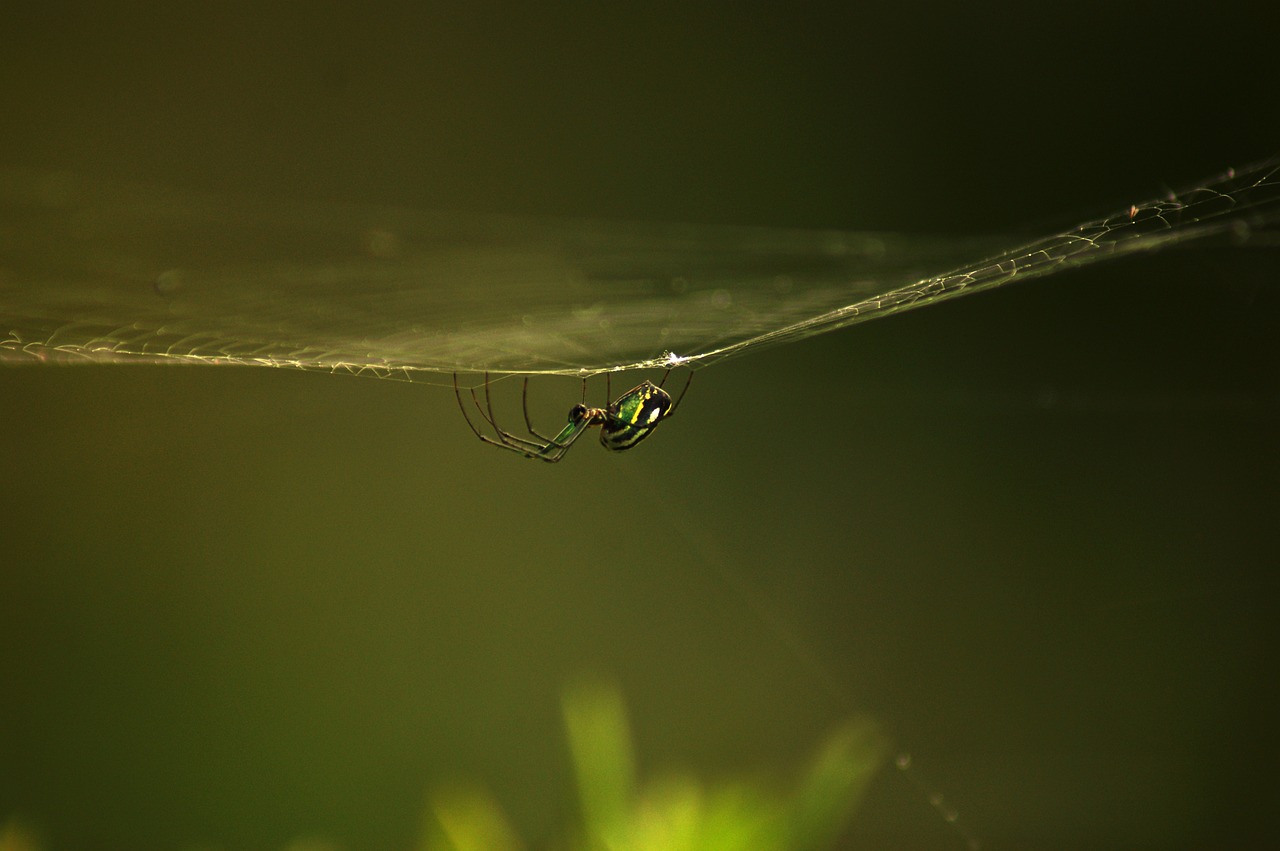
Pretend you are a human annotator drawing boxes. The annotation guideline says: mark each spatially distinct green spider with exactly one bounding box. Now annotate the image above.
[453,369,693,462]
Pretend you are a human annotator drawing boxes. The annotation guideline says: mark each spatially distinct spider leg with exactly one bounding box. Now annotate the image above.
[531,410,598,462]
[522,377,604,461]
[463,372,564,456]
[467,384,498,429]
[453,372,490,442]
[454,372,599,462]
[522,377,563,444]
[453,373,551,458]
[658,369,694,417]
[482,372,563,454]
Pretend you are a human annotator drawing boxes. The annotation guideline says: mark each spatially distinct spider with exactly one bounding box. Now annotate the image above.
[452,369,693,462]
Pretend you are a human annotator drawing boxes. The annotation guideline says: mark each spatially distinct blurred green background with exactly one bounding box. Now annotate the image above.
[1,2,1276,849]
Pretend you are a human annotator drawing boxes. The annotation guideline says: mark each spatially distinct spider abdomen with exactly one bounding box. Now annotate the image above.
[600,381,672,451]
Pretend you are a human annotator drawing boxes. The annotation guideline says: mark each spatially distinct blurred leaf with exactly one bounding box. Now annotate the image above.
[628,777,787,851]
[561,681,636,850]
[786,719,887,851]
[425,785,524,851]
[417,682,887,851]
[281,839,342,851]
[560,682,885,851]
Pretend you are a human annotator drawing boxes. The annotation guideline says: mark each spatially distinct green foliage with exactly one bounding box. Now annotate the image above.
[426,682,886,851]
[4,685,884,851]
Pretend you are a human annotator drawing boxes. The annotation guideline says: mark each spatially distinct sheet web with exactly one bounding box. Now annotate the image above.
[2,159,1277,380]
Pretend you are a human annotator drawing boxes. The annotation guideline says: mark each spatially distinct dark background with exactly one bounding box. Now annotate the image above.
[1,3,1277,849]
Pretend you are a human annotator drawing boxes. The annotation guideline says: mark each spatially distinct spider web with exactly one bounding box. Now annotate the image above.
[1,159,1277,379]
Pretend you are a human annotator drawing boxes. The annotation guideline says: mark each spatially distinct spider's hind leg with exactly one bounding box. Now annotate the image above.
[453,373,489,442]
[658,368,694,415]
[523,377,569,445]
[457,372,555,456]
